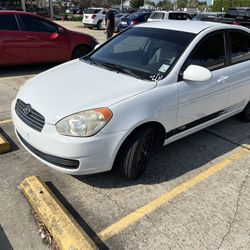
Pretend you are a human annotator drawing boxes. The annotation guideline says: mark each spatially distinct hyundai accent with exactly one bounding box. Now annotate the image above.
[12,21,250,179]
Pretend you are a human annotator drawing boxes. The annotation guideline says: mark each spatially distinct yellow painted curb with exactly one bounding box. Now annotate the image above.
[0,133,11,154]
[20,176,97,250]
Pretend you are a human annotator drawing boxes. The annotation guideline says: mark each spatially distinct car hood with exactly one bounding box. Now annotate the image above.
[17,59,156,124]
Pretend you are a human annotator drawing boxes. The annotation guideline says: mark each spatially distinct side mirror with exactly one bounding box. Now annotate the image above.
[94,44,100,50]
[183,65,212,82]
[58,27,65,34]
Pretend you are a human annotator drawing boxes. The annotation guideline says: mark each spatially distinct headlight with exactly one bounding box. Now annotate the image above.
[56,108,112,137]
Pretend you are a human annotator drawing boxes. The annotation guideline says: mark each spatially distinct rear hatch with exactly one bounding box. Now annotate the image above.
[82,8,102,24]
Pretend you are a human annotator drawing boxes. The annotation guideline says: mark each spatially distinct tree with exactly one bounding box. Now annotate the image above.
[157,0,174,10]
[176,0,188,9]
[130,0,144,8]
[212,0,250,12]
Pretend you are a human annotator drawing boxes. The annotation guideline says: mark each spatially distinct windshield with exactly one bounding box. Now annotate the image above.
[86,27,195,81]
[84,8,101,14]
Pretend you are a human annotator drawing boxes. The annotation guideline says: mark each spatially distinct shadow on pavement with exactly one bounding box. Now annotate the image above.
[0,127,19,152]
[46,182,109,250]
[0,225,13,250]
[74,117,250,188]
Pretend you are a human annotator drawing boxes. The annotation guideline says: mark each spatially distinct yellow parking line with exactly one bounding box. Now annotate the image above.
[98,147,250,241]
[21,176,97,250]
[0,133,11,154]
[0,119,12,125]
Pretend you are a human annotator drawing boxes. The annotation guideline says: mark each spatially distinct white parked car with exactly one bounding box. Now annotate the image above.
[12,21,250,179]
[82,7,120,29]
[148,11,192,22]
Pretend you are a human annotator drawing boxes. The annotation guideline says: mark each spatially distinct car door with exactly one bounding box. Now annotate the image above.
[224,30,250,111]
[17,14,70,64]
[176,31,230,131]
[0,13,29,66]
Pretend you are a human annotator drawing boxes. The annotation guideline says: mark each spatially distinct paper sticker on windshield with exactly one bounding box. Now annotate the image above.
[158,64,169,73]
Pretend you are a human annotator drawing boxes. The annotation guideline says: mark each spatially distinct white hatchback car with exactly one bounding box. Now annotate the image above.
[12,21,250,179]
[82,7,120,29]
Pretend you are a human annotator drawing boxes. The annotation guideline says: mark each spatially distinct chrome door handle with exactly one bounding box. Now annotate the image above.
[217,76,229,83]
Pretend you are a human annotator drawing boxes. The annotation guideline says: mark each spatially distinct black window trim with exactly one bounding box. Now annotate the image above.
[14,14,21,31]
[178,30,228,81]
[226,29,250,66]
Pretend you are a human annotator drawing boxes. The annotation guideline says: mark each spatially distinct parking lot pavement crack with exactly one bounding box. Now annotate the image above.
[144,214,184,249]
[204,130,250,151]
[91,187,127,212]
[217,166,250,249]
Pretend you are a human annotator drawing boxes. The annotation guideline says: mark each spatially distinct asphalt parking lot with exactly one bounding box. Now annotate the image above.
[1,22,250,250]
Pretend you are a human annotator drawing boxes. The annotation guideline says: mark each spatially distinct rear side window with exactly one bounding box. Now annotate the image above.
[20,15,58,33]
[229,31,250,64]
[183,32,225,71]
[0,14,19,31]
[150,12,165,19]
[169,13,186,20]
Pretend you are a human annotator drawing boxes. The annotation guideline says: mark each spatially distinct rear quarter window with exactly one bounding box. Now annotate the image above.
[229,31,250,64]
[0,14,19,31]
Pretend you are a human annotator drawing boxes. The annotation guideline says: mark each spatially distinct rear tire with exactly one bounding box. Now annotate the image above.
[115,127,156,179]
[97,21,102,30]
[238,102,250,122]
[72,45,90,59]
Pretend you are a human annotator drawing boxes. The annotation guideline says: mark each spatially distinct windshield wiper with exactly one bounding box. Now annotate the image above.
[97,62,143,80]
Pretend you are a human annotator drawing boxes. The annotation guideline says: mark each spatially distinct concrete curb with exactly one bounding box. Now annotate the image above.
[20,176,97,250]
[0,132,11,154]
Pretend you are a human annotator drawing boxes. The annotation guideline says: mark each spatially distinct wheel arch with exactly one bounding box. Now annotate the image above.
[112,121,166,170]
[71,44,91,59]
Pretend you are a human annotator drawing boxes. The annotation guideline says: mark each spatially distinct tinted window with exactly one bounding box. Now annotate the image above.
[169,13,188,20]
[150,12,165,19]
[184,32,225,71]
[84,8,101,14]
[229,31,250,64]
[20,15,58,33]
[0,14,18,30]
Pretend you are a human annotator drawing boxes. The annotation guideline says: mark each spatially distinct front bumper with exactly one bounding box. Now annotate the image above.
[12,101,126,175]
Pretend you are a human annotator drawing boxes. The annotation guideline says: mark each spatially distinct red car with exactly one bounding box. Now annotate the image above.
[0,11,98,66]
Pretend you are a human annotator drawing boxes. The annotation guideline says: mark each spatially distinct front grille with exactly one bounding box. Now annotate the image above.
[15,99,45,132]
[17,131,79,169]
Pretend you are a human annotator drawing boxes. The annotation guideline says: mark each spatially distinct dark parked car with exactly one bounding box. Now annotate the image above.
[0,11,98,66]
[118,12,151,31]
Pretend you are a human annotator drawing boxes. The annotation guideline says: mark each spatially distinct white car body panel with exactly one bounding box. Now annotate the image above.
[17,60,156,124]
[12,21,250,175]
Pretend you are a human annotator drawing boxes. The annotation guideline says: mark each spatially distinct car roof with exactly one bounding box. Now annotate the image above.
[151,10,187,14]
[136,20,246,34]
[0,10,25,14]
[0,10,44,17]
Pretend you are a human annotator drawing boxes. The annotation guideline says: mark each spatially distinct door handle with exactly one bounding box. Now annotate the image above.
[217,76,229,83]
[26,36,36,40]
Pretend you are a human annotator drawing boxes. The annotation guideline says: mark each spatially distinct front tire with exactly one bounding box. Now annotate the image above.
[115,127,156,179]
[97,21,102,30]
[238,102,250,122]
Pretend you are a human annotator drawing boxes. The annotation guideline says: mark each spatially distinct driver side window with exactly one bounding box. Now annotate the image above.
[183,32,225,71]
[20,15,58,33]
